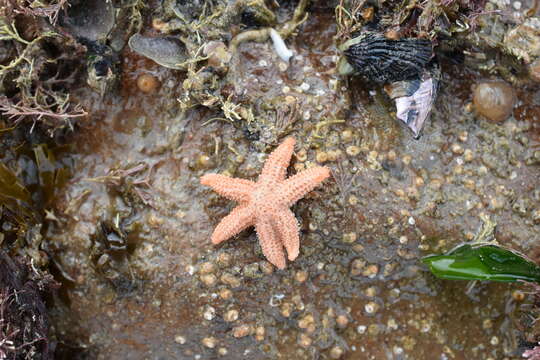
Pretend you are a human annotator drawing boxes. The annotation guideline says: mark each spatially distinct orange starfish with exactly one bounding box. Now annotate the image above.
[200,137,331,269]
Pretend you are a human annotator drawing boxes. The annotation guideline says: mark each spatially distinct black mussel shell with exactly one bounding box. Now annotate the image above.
[344,32,433,84]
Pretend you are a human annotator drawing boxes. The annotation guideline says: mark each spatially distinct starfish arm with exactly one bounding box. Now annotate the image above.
[255,218,286,269]
[260,137,296,182]
[279,166,331,206]
[211,205,255,244]
[272,209,300,261]
[200,174,255,202]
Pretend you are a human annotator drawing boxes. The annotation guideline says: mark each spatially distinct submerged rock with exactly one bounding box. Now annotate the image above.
[528,58,540,82]
[60,0,115,42]
[503,17,540,64]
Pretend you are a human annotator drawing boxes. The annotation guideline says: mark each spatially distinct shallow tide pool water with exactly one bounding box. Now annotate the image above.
[43,10,540,360]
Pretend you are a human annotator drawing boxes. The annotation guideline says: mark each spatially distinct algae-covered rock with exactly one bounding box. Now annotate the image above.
[504,17,540,64]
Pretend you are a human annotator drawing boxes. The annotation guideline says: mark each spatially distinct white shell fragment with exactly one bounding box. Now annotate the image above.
[394,78,435,139]
[269,28,293,63]
[386,68,439,139]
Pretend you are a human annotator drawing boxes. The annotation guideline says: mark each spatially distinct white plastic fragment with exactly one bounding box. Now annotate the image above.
[269,28,293,62]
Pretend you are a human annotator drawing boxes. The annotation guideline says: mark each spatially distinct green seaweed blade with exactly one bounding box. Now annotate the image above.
[422,244,540,283]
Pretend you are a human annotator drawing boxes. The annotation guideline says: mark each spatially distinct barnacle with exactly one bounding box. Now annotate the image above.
[339,32,433,83]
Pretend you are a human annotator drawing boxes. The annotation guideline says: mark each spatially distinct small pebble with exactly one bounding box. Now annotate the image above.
[350,258,366,276]
[342,232,357,243]
[316,151,329,163]
[387,318,399,330]
[533,209,540,224]
[295,270,308,283]
[298,314,314,329]
[327,149,342,162]
[200,273,217,287]
[203,306,216,321]
[175,335,186,344]
[224,309,239,322]
[221,273,241,287]
[473,81,516,123]
[204,41,231,67]
[219,288,232,300]
[202,337,217,349]
[330,346,344,359]
[528,58,540,82]
[137,73,160,93]
[385,29,400,40]
[197,155,212,168]
[341,130,353,142]
[402,155,412,165]
[512,290,525,301]
[464,149,474,162]
[365,301,380,314]
[260,261,274,274]
[296,149,308,162]
[298,333,312,348]
[361,7,374,21]
[232,324,252,338]
[255,326,265,341]
[364,286,376,297]
[363,264,379,278]
[451,143,464,155]
[357,325,367,334]
[199,262,216,274]
[217,252,232,267]
[281,302,293,317]
[368,324,381,335]
[336,314,349,328]
[346,145,360,156]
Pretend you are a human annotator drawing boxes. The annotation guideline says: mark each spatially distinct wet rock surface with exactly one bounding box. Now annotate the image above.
[0,1,540,360]
[41,12,540,360]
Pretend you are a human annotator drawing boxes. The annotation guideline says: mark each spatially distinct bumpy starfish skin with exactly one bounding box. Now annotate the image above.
[200,137,331,269]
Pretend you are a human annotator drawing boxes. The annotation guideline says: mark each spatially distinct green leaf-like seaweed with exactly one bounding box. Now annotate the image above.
[422,243,540,283]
